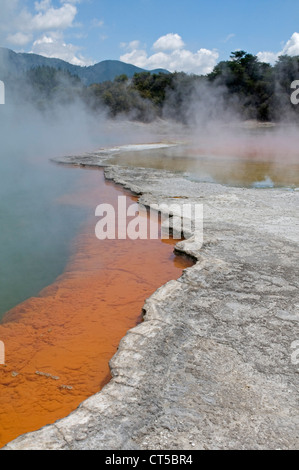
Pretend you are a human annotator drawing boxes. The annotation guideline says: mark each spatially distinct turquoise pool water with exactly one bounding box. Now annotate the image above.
[0,153,90,319]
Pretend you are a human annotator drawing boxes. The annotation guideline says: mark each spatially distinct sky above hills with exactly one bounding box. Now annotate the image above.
[1,0,299,74]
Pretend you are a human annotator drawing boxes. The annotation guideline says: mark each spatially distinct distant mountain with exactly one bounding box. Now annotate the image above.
[0,47,169,85]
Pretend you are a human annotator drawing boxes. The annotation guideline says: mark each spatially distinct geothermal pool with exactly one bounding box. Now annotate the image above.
[0,164,193,448]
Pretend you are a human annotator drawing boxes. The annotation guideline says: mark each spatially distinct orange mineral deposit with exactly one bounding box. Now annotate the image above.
[0,168,193,448]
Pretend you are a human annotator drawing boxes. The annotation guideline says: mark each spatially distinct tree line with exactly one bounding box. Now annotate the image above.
[12,52,299,123]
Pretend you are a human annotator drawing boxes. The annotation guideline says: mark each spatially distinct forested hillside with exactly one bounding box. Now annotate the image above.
[2,48,299,123]
[0,47,168,85]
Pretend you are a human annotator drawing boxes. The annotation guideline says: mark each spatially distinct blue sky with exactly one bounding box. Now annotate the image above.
[1,0,299,73]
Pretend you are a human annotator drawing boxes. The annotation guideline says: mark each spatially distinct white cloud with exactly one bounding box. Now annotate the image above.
[31,31,94,66]
[60,0,82,3]
[34,0,52,12]
[6,32,33,46]
[120,48,148,66]
[223,33,235,43]
[29,3,78,32]
[282,32,299,56]
[257,51,278,64]
[153,33,185,51]
[0,0,20,36]
[258,32,299,64]
[1,0,78,35]
[91,18,104,28]
[120,40,141,51]
[0,0,92,66]
[120,34,219,74]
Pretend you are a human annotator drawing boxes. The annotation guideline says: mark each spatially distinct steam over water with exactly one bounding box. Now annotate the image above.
[0,103,108,319]
[109,128,299,189]
[0,102,157,320]
[1,91,299,320]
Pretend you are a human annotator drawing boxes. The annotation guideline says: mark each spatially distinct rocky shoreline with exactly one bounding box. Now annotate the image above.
[3,145,299,450]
